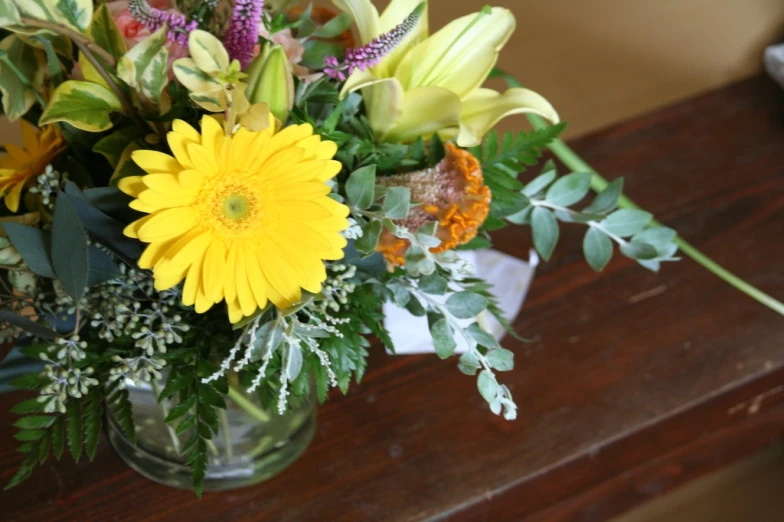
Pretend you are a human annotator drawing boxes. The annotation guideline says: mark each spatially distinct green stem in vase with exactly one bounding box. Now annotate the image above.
[218,408,233,462]
[227,384,271,423]
[493,70,784,316]
[151,379,182,456]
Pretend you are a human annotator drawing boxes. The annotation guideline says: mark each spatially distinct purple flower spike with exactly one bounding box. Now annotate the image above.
[223,0,265,69]
[325,2,426,80]
[129,0,198,47]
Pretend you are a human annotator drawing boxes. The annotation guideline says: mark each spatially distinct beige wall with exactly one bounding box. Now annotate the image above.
[2,0,783,142]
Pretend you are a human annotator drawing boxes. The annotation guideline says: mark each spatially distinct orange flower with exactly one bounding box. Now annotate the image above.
[0,122,66,212]
[376,143,491,265]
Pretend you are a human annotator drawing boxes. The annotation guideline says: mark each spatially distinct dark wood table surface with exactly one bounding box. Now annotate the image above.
[1,75,783,521]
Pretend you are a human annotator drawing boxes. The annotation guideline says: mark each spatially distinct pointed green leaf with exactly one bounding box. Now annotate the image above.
[601,209,653,237]
[39,80,122,132]
[545,172,592,206]
[52,193,90,302]
[3,224,54,277]
[531,206,559,261]
[583,227,613,271]
[584,178,623,214]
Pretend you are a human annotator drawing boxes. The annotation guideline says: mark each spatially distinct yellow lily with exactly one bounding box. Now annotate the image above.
[334,0,559,147]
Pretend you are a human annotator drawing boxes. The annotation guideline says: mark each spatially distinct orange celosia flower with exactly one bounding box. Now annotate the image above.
[376,142,491,265]
[0,122,66,212]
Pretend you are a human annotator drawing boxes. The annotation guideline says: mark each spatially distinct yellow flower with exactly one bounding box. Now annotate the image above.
[120,116,349,323]
[335,0,559,146]
[0,122,65,212]
[376,143,490,265]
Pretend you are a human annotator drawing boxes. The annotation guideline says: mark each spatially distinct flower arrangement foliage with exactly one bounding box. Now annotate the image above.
[0,0,679,494]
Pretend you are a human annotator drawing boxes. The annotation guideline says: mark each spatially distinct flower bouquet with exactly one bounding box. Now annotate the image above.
[0,0,682,494]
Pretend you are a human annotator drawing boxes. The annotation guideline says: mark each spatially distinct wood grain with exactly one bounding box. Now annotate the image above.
[1,75,783,521]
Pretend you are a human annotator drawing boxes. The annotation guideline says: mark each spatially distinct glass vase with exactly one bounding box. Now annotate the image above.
[106,374,316,492]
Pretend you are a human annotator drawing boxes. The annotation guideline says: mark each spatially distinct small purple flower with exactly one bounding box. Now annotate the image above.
[325,2,425,80]
[223,0,265,69]
[129,0,198,47]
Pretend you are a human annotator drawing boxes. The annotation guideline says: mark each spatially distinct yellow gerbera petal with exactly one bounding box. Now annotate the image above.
[133,150,182,175]
[123,119,348,323]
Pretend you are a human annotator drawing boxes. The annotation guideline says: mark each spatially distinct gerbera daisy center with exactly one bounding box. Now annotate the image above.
[222,193,252,221]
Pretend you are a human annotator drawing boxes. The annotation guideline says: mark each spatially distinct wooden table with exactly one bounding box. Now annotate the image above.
[1,75,783,521]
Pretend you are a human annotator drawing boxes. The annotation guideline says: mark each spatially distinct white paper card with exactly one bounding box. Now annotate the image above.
[384,249,538,354]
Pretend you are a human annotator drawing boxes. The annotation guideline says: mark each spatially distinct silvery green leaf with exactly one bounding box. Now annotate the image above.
[345,165,376,209]
[620,241,659,260]
[3,225,54,278]
[382,186,410,219]
[601,209,653,237]
[418,273,448,295]
[285,344,303,382]
[417,221,438,237]
[428,313,456,359]
[445,292,487,319]
[293,324,329,338]
[458,351,481,375]
[506,205,532,225]
[584,178,623,214]
[416,231,442,248]
[404,295,426,317]
[583,227,613,271]
[477,370,498,402]
[638,259,661,272]
[522,168,557,197]
[466,323,500,350]
[388,282,410,307]
[0,311,57,339]
[485,348,514,371]
[251,321,283,361]
[355,219,381,254]
[86,247,122,286]
[545,172,592,206]
[632,226,677,247]
[490,398,502,415]
[531,207,559,261]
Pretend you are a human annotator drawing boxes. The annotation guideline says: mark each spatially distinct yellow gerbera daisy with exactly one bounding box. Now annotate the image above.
[0,122,66,212]
[120,116,349,323]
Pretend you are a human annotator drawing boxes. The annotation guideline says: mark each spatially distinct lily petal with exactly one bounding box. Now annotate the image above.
[382,86,462,143]
[380,0,429,73]
[454,88,560,147]
[342,71,405,139]
[333,0,381,45]
[395,7,515,98]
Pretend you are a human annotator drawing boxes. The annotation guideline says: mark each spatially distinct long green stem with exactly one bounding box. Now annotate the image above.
[151,379,182,456]
[496,69,784,316]
[227,384,270,423]
[0,53,47,107]
[218,408,233,462]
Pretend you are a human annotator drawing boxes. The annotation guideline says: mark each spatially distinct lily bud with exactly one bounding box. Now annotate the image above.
[245,43,295,123]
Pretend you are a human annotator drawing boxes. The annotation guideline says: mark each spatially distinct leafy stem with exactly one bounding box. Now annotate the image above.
[19,17,117,67]
[0,51,47,107]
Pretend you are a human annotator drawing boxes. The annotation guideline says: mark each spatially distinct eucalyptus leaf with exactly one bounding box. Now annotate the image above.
[355,219,381,254]
[86,247,122,286]
[285,344,303,382]
[382,187,411,219]
[51,194,90,302]
[404,295,426,317]
[466,323,500,350]
[485,348,514,371]
[3,224,54,278]
[620,241,659,261]
[0,311,58,339]
[531,207,559,261]
[477,370,498,402]
[584,178,623,214]
[418,273,448,295]
[428,314,456,359]
[458,351,480,376]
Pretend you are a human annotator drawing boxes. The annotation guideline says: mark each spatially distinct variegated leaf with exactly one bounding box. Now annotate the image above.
[173,57,224,93]
[39,80,123,132]
[188,29,229,74]
[117,27,168,103]
[0,34,46,121]
[44,0,92,32]
[0,1,20,27]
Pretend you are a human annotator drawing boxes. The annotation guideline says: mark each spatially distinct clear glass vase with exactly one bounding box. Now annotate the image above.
[106,374,316,491]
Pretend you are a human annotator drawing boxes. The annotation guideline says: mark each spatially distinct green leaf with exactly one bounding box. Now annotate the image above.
[300,40,345,69]
[466,323,500,350]
[531,207,559,261]
[165,395,197,423]
[418,273,448,295]
[355,219,382,254]
[109,141,146,185]
[10,398,48,415]
[14,430,45,441]
[0,311,58,339]
[52,193,90,302]
[486,348,514,371]
[382,187,411,219]
[93,127,143,168]
[11,373,48,390]
[0,1,20,27]
[50,0,93,32]
[545,172,592,206]
[345,165,376,209]
[83,390,103,460]
[633,226,678,248]
[3,224,54,277]
[404,294,426,317]
[312,12,353,38]
[13,415,55,430]
[86,4,126,58]
[477,370,498,402]
[39,80,122,132]
[429,133,445,167]
[66,402,82,462]
[428,314,456,359]
[0,34,45,121]
[445,292,487,320]
[601,209,653,237]
[117,28,168,103]
[458,351,481,376]
[188,29,229,74]
[52,416,65,460]
[620,241,659,261]
[285,344,303,382]
[584,178,623,214]
[522,167,557,197]
[583,227,613,271]
[109,389,136,444]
